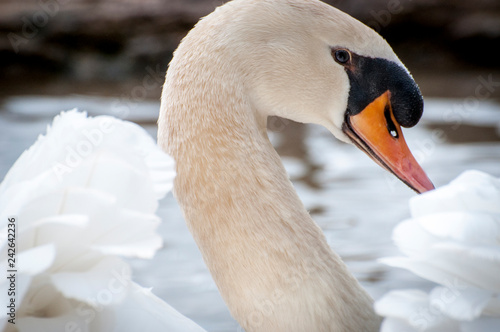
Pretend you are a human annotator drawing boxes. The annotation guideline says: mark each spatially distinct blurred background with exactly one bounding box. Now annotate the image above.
[1,0,500,331]
[1,0,500,98]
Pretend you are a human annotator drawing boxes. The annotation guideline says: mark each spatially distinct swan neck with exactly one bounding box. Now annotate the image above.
[158,32,380,331]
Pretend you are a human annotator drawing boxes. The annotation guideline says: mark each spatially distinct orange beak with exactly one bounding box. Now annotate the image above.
[343,91,434,193]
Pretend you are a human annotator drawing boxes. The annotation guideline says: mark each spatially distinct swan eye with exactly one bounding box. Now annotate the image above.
[333,49,351,64]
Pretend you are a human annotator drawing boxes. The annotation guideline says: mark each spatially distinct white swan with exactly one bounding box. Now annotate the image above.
[375,170,500,332]
[158,0,433,331]
[0,111,206,332]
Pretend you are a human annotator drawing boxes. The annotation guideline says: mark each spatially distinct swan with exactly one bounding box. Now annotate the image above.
[375,170,500,332]
[0,110,206,332]
[158,0,434,331]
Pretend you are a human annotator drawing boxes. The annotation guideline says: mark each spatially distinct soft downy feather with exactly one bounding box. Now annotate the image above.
[0,110,205,332]
[376,170,500,331]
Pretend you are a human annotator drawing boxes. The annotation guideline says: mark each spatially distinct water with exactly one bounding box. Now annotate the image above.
[1,95,499,331]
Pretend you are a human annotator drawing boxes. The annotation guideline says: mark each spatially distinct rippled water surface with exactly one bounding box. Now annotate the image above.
[1,95,499,331]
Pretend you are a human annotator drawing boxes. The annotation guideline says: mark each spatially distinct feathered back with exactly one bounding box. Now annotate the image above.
[0,110,205,332]
[376,170,500,331]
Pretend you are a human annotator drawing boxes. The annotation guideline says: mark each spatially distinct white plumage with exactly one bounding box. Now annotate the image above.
[0,110,206,332]
[376,170,500,331]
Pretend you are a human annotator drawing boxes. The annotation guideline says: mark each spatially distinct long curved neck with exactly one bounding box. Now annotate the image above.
[158,29,380,332]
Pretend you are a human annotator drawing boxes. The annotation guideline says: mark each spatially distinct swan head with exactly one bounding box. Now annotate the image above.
[214,0,434,193]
